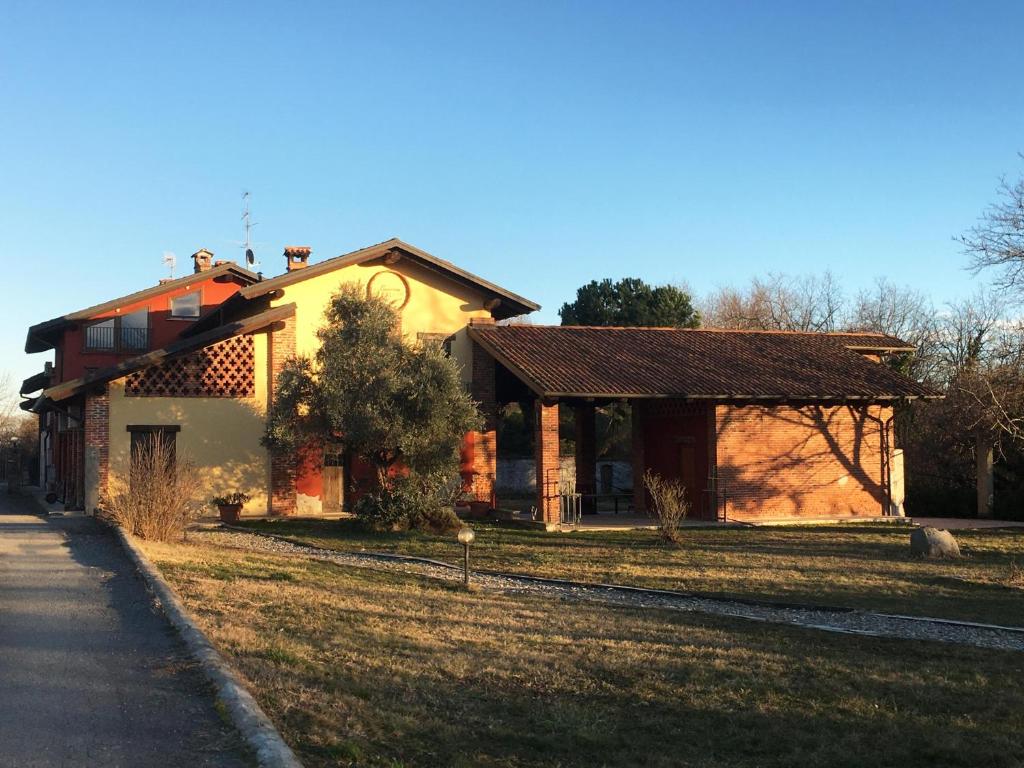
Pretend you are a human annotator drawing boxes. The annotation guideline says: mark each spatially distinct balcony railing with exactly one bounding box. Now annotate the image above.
[85,324,149,352]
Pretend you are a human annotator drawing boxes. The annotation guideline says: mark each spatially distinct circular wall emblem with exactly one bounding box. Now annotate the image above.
[366,270,411,309]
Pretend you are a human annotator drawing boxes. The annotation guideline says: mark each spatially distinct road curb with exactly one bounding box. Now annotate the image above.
[113,525,303,768]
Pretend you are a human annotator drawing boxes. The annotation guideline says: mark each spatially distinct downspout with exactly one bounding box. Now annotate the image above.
[864,405,896,517]
[881,412,894,516]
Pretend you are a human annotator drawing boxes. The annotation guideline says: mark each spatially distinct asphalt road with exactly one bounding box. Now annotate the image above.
[0,493,251,767]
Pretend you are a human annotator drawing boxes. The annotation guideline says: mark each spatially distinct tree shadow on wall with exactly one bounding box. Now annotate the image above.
[715,404,890,520]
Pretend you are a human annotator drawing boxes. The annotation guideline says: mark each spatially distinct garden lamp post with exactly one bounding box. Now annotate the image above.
[457,526,475,589]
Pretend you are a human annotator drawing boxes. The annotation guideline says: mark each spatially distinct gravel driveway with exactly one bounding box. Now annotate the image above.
[202,527,1024,652]
[0,496,251,768]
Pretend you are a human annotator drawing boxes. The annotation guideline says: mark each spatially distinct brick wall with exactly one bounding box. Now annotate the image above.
[715,403,892,519]
[467,340,497,504]
[83,388,109,514]
[535,400,560,524]
[268,317,297,515]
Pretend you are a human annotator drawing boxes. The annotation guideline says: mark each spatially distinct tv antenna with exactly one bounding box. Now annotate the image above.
[241,191,259,269]
[162,251,177,279]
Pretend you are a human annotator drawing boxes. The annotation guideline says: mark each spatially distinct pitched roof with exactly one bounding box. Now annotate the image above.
[468,325,938,401]
[25,262,259,353]
[41,303,295,403]
[238,238,540,319]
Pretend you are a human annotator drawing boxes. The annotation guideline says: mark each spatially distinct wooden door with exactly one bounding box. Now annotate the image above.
[677,441,698,515]
[322,448,345,514]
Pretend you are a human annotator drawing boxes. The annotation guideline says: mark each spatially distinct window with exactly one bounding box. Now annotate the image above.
[127,425,179,488]
[171,291,201,319]
[120,309,149,350]
[417,332,455,356]
[85,318,116,350]
[85,309,150,352]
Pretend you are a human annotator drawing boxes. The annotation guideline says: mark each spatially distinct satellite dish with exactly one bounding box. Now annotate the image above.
[245,248,255,266]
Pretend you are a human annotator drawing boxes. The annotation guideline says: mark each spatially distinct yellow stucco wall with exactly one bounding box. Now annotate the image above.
[105,259,499,518]
[271,259,492,366]
[107,331,272,516]
[266,258,494,514]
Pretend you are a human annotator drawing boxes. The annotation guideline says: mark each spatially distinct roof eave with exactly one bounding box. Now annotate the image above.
[43,302,297,403]
[240,239,540,318]
[20,371,50,396]
[540,392,940,401]
[843,344,917,354]
[466,325,547,397]
[24,262,260,353]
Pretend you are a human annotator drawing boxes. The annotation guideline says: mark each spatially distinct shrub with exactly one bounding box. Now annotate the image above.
[353,482,418,531]
[643,469,689,544]
[354,473,463,533]
[101,435,204,541]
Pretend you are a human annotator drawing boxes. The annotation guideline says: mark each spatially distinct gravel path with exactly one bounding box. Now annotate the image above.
[197,528,1024,652]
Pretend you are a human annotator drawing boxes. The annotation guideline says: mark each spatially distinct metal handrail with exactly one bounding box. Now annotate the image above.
[85,324,149,352]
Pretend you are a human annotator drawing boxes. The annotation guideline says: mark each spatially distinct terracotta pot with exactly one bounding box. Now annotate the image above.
[468,500,491,519]
[217,503,243,524]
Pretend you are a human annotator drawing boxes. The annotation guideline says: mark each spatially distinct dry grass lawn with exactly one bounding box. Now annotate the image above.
[143,539,1024,768]
[236,519,1024,626]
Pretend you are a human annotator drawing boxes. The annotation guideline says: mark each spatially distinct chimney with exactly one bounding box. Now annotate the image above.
[192,248,214,273]
[284,246,312,272]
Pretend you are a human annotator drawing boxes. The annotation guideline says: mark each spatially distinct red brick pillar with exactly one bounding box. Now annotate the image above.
[467,339,497,506]
[269,316,297,515]
[631,399,646,515]
[84,388,109,514]
[574,403,596,514]
[535,400,560,525]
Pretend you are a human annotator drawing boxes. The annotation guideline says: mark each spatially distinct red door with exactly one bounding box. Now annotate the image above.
[678,442,700,518]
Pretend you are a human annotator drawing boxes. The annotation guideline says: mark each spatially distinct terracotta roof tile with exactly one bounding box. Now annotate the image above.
[468,325,937,401]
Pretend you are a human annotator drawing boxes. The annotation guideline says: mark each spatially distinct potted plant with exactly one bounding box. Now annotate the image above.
[468,499,492,519]
[211,492,251,524]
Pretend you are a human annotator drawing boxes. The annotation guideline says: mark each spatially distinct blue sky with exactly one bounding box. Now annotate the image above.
[3,1,1024,386]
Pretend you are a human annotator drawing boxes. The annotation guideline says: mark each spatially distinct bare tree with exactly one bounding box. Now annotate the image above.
[848,278,939,382]
[701,271,844,332]
[932,291,1008,377]
[960,170,1024,293]
[903,290,1024,518]
[0,372,22,445]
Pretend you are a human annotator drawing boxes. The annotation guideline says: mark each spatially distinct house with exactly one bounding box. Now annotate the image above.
[21,240,536,516]
[466,325,936,523]
[21,238,936,524]
[21,256,259,510]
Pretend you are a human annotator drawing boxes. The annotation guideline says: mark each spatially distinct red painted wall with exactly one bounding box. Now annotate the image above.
[294,443,324,501]
[636,400,713,519]
[293,447,401,512]
[55,274,247,383]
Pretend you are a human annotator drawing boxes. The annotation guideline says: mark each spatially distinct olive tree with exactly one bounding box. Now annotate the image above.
[263,284,481,529]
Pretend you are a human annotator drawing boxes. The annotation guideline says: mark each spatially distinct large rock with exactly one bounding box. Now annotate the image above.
[910,526,961,558]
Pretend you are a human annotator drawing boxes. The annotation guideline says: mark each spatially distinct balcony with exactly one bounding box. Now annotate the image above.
[84,324,150,353]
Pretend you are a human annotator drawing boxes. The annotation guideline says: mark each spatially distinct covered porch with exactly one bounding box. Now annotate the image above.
[462,322,937,529]
[482,396,723,527]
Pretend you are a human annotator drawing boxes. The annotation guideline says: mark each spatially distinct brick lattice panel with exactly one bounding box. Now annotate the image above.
[126,336,255,398]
